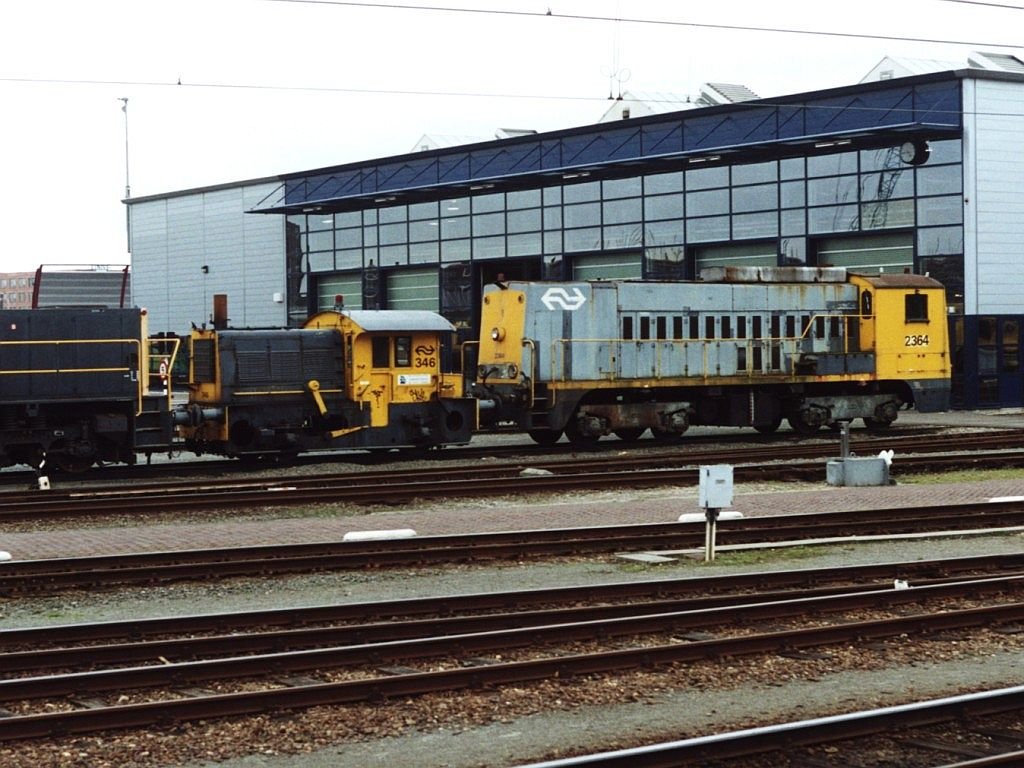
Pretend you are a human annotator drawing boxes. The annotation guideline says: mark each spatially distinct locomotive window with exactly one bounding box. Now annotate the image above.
[785,316,796,338]
[705,316,716,340]
[721,316,732,339]
[371,336,389,368]
[672,316,683,340]
[815,317,826,338]
[753,316,762,339]
[394,336,412,367]
[623,317,634,340]
[1004,320,1019,373]
[640,316,651,340]
[861,290,873,317]
[192,339,216,383]
[689,315,700,340]
[656,316,667,340]
[736,316,747,339]
[905,293,928,323]
[830,317,841,339]
[801,316,811,338]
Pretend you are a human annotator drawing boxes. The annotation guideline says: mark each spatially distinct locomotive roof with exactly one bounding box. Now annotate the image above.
[850,272,946,289]
[341,310,456,332]
[699,266,849,283]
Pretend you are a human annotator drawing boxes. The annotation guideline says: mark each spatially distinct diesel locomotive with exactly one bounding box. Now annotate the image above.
[470,267,951,445]
[0,307,178,471]
[177,304,476,459]
[0,267,954,471]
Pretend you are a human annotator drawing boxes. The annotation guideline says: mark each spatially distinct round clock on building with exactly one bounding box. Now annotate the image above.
[899,139,931,165]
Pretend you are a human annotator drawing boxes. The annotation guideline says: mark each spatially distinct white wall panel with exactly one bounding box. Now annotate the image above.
[968,80,1024,314]
[130,181,285,334]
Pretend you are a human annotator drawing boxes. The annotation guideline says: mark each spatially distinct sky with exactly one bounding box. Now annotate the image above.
[1,0,1022,273]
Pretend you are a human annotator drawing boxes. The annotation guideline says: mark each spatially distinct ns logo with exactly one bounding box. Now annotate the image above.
[540,287,587,311]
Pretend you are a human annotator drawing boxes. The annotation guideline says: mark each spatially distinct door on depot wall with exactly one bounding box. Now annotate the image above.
[959,315,1024,408]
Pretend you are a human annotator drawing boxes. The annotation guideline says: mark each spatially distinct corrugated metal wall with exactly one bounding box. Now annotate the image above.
[130,183,285,334]
[967,79,1024,315]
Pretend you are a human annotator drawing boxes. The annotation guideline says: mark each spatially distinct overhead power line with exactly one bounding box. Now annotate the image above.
[934,0,1024,9]
[0,75,606,102]
[5,74,1024,120]
[260,0,1024,50]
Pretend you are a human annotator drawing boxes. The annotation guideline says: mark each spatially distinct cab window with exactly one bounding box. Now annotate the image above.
[860,290,873,317]
[905,293,928,323]
[371,336,389,368]
[394,336,412,367]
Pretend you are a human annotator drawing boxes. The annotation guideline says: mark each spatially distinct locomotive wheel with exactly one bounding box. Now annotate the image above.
[564,418,600,448]
[48,440,95,473]
[786,414,821,436]
[612,428,646,442]
[863,416,894,433]
[56,456,94,473]
[650,427,684,444]
[753,417,783,434]
[237,452,274,465]
[528,429,563,446]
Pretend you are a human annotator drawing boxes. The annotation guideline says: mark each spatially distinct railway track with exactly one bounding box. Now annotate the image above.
[2,556,1023,744]
[5,500,1024,596]
[0,423,962,486]
[523,686,1024,766]
[3,431,1024,521]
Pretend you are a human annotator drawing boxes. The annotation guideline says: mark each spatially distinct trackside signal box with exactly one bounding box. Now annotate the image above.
[699,465,734,509]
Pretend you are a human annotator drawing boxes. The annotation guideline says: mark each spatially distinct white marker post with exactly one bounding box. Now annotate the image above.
[698,465,734,562]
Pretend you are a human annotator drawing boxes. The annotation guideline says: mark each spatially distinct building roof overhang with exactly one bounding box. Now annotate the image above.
[251,70,973,216]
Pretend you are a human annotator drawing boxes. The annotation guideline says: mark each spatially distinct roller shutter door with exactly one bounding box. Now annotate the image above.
[571,252,642,280]
[317,274,363,311]
[816,233,913,272]
[386,268,439,311]
[694,242,777,274]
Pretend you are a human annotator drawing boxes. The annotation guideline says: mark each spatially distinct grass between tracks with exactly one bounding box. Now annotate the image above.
[897,467,1024,484]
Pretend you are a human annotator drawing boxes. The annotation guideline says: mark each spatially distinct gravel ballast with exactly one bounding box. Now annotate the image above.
[4,411,1024,766]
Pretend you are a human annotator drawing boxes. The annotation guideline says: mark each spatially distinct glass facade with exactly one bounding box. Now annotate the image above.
[289,139,964,315]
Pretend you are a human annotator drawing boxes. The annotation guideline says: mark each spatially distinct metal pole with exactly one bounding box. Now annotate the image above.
[120,97,131,254]
[704,507,719,562]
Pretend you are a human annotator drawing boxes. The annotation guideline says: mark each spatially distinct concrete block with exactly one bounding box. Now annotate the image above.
[827,457,889,487]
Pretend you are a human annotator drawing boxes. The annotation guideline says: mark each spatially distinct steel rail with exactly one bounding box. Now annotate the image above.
[2,573,1022,686]
[6,551,1024,649]
[3,449,1024,520]
[518,686,1024,767]
[5,501,1024,596]
[0,424,1008,492]
[1,431,1022,518]
[2,589,1023,742]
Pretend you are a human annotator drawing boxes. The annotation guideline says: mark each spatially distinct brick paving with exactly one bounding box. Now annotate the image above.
[3,408,1024,563]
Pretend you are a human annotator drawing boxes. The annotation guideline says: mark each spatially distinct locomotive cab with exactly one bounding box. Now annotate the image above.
[305,309,470,432]
[850,272,951,417]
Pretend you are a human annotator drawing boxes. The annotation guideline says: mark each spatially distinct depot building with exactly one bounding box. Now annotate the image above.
[128,54,1024,410]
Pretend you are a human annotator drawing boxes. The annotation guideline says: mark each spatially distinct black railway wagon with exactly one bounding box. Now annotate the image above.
[0,307,176,471]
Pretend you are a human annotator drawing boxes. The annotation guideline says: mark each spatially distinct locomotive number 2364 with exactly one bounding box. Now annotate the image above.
[904,334,930,347]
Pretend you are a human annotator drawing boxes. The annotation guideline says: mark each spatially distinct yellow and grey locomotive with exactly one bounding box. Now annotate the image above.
[179,306,475,458]
[471,267,951,445]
